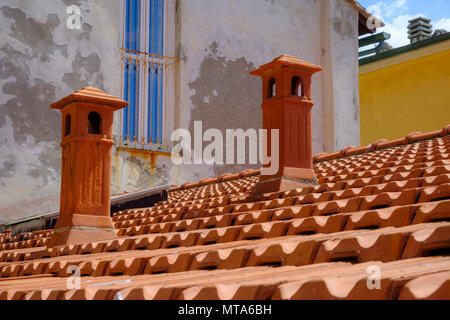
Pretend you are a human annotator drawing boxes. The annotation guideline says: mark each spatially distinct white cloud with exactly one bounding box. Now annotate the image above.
[363,0,413,48]
[363,0,450,48]
[367,0,408,21]
[379,14,450,48]
[380,13,426,48]
[435,18,450,31]
[364,0,450,48]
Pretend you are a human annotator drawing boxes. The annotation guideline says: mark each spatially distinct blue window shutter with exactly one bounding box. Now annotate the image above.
[123,0,141,142]
[157,0,164,144]
[152,0,164,56]
[124,0,130,50]
[149,0,159,55]
[147,0,164,144]
[158,65,163,142]
[122,0,167,146]
[123,59,140,142]
[132,0,140,51]
[124,0,140,52]
[122,60,129,139]
[160,0,164,56]
[129,59,139,142]
[147,64,157,142]
[147,64,164,144]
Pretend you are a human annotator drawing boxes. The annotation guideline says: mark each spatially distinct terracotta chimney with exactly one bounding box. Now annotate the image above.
[48,87,128,247]
[250,55,322,194]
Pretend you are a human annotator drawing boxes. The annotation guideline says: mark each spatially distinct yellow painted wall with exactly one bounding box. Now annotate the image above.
[359,44,450,146]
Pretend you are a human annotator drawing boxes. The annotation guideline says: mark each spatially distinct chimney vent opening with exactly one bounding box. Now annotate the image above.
[88,111,102,134]
[268,78,276,98]
[64,114,71,137]
[291,76,303,97]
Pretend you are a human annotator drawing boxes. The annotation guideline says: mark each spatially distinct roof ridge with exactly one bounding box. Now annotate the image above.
[168,168,261,192]
[313,124,450,163]
[170,125,449,192]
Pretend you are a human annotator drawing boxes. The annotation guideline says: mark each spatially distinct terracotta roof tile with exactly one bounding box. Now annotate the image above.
[273,257,450,300]
[1,126,450,299]
[398,270,450,299]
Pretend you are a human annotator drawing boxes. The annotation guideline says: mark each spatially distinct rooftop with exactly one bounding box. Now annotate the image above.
[0,125,449,300]
[359,25,450,66]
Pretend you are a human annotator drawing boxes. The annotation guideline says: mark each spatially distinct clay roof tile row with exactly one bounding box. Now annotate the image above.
[314,125,450,163]
[1,127,450,300]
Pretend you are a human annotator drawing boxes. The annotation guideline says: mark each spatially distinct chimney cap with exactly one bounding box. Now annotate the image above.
[408,30,433,39]
[250,54,322,77]
[433,29,448,37]
[408,16,431,24]
[407,21,433,33]
[407,26,433,35]
[50,87,128,110]
[407,16,433,44]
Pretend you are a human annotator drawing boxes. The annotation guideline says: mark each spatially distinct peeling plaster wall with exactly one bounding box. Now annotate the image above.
[0,0,361,223]
[178,0,323,181]
[328,0,360,150]
[111,149,174,193]
[0,0,122,222]
[177,0,360,180]
[321,0,360,151]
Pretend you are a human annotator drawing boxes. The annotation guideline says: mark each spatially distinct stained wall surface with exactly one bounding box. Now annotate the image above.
[175,0,360,179]
[0,0,122,223]
[0,0,361,223]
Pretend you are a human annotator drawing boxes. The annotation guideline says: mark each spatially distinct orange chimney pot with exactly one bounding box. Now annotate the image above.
[48,87,128,247]
[250,55,322,194]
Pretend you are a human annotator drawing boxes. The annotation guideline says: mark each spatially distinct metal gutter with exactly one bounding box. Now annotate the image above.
[359,32,450,66]
[359,32,391,47]
[359,32,391,57]
[0,211,59,229]
[110,185,170,214]
[0,185,170,232]
[110,185,169,203]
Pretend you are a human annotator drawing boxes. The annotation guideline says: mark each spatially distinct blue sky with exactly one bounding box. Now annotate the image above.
[358,0,450,47]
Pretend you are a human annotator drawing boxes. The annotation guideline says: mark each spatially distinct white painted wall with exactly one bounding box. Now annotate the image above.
[321,0,361,151]
[177,0,360,155]
[0,0,121,222]
[0,0,361,223]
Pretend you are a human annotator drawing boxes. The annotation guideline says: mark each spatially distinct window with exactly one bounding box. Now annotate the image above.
[88,112,101,134]
[268,78,276,99]
[291,76,303,97]
[64,114,71,136]
[120,0,176,151]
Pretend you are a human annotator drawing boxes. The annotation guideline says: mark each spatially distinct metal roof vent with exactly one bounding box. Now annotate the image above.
[433,29,448,37]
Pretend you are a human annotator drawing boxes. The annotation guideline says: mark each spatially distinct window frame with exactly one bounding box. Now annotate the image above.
[118,0,176,152]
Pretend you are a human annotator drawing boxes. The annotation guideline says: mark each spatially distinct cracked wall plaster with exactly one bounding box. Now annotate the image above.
[0,1,121,222]
[188,42,261,176]
[177,0,360,183]
[0,0,361,223]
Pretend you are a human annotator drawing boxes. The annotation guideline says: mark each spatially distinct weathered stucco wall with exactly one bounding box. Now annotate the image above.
[0,0,361,224]
[321,0,360,151]
[176,0,360,180]
[0,0,122,222]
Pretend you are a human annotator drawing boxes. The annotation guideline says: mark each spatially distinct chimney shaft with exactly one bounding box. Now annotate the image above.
[48,87,128,247]
[250,55,322,195]
[408,17,432,44]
